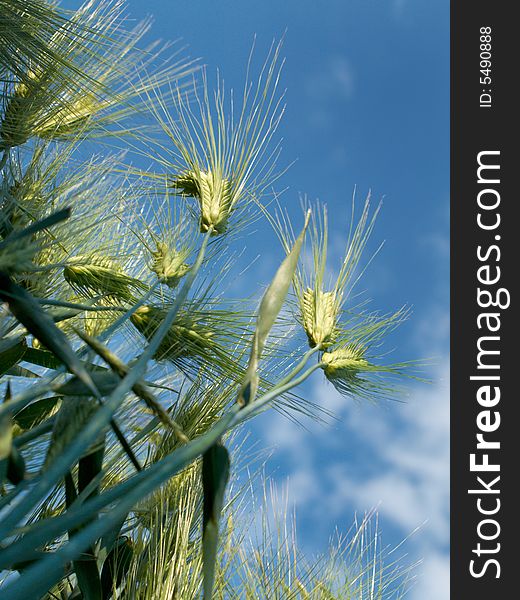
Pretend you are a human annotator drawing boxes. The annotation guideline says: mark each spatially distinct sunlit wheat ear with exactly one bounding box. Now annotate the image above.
[33,92,100,140]
[0,70,99,147]
[0,0,195,148]
[322,343,370,379]
[63,255,146,302]
[129,190,195,289]
[320,308,417,402]
[301,287,339,348]
[146,38,286,236]
[131,305,214,361]
[273,195,380,351]
[0,49,95,148]
[172,169,237,235]
[129,302,249,382]
[150,242,191,288]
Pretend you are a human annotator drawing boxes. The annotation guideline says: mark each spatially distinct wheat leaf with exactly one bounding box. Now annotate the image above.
[202,443,230,600]
[100,537,133,600]
[0,339,27,376]
[0,275,99,397]
[238,210,310,405]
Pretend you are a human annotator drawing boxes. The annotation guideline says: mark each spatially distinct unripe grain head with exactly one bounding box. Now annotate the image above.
[150,242,191,288]
[172,170,234,235]
[321,344,369,380]
[130,306,214,362]
[63,255,142,301]
[301,287,339,348]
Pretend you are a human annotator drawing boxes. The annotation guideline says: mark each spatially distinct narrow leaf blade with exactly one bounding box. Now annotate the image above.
[238,210,310,404]
[0,275,98,396]
[100,537,133,600]
[0,339,27,376]
[202,443,230,600]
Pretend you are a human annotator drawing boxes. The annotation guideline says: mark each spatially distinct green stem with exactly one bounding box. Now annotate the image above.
[37,298,128,312]
[273,346,321,389]
[237,363,323,424]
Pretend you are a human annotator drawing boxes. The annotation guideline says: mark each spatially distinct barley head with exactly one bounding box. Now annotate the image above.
[321,344,370,380]
[63,255,142,301]
[173,169,235,234]
[130,306,214,362]
[301,287,339,348]
[150,241,191,287]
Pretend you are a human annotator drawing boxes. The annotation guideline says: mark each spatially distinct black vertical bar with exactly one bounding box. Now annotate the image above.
[451,2,518,598]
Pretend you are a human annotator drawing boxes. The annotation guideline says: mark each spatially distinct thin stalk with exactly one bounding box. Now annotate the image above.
[271,345,321,390]
[236,363,323,423]
[37,298,128,312]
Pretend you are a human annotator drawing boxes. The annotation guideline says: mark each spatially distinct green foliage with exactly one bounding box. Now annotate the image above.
[0,1,417,598]
[202,443,230,600]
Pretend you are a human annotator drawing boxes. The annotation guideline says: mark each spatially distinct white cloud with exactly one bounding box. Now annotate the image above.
[410,551,450,600]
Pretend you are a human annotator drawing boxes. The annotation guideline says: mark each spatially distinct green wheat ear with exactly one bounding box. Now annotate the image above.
[301,287,340,348]
[127,300,249,384]
[130,305,215,362]
[322,343,370,376]
[126,187,197,289]
[150,242,191,288]
[171,169,235,235]
[63,255,146,302]
[269,196,421,404]
[319,307,422,403]
[142,39,286,237]
[305,198,379,345]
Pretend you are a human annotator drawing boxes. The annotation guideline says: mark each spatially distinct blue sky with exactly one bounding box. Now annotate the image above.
[71,0,450,596]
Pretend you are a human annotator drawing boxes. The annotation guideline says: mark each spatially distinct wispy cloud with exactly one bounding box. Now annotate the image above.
[305,55,355,102]
[303,55,356,133]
